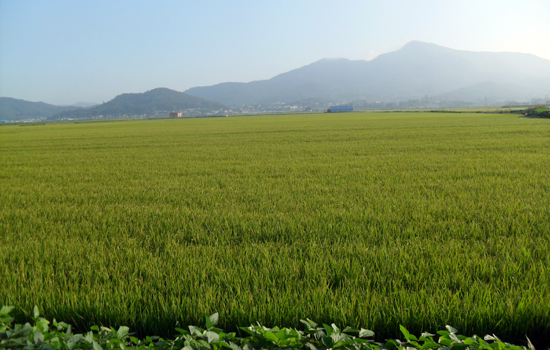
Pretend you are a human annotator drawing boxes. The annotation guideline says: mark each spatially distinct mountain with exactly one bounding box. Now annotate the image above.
[51,88,226,119]
[432,81,541,104]
[185,41,550,105]
[70,102,98,108]
[0,97,80,121]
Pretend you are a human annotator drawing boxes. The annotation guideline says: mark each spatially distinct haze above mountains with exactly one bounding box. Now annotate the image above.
[2,41,550,121]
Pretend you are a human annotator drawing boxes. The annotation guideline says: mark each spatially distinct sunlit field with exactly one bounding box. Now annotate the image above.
[1,112,549,344]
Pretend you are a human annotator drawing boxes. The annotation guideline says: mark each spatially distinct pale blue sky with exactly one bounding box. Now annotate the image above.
[1,0,549,105]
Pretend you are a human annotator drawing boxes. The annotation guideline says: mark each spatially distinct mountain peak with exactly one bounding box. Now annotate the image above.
[402,40,436,47]
[146,87,174,93]
[399,41,452,53]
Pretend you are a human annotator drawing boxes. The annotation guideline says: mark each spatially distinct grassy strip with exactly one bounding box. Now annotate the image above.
[0,306,536,350]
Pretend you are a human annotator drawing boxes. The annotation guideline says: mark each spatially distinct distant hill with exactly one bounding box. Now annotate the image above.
[51,88,226,119]
[0,97,79,121]
[185,41,550,105]
[432,81,542,104]
[70,102,98,108]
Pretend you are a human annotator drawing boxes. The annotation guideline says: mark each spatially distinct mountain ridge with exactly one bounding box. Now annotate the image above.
[50,88,226,119]
[0,97,80,121]
[4,41,550,118]
[185,41,550,105]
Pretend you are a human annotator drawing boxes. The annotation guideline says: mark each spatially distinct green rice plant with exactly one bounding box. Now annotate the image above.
[1,112,549,346]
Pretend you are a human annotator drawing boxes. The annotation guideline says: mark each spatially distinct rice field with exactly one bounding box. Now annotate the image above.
[1,112,549,345]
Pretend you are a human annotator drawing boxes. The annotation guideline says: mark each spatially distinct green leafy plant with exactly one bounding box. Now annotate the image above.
[525,105,550,117]
[0,306,537,350]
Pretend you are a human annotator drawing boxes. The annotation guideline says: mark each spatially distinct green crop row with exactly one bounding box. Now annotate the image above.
[1,113,549,346]
[0,306,537,350]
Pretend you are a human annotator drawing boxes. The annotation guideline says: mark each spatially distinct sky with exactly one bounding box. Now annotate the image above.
[1,0,549,105]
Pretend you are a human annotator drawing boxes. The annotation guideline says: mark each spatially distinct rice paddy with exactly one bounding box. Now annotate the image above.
[1,112,549,345]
